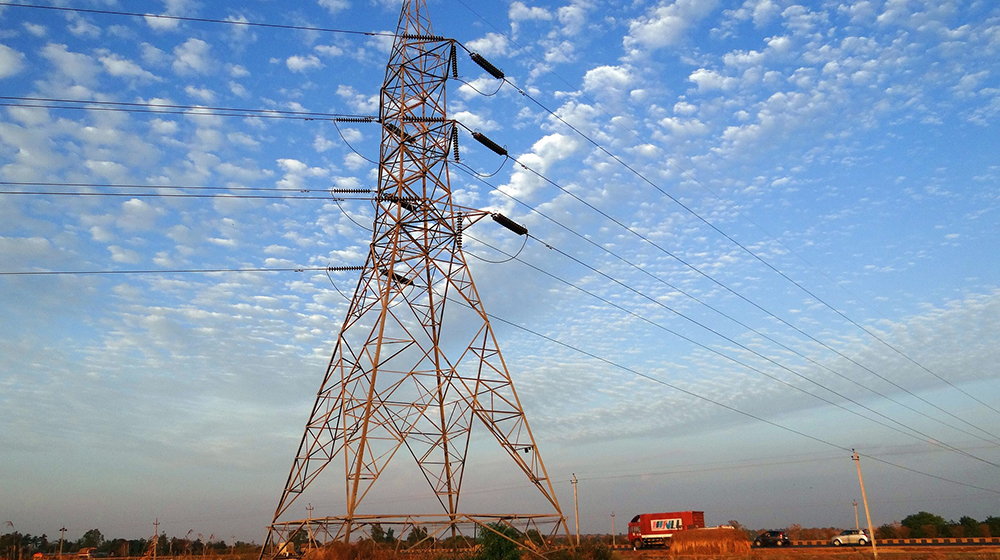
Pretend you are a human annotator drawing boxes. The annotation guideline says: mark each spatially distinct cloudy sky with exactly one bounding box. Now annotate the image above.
[2,0,999,545]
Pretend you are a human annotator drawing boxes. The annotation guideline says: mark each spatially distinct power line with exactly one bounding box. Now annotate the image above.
[463,231,1000,469]
[454,141,1000,444]
[0,2,415,39]
[1,181,372,195]
[454,44,1000,420]
[0,97,377,123]
[453,163,1000,448]
[463,298,1000,496]
[0,190,372,201]
[0,266,363,276]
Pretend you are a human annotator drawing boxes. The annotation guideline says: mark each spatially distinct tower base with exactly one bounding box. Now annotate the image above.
[263,513,568,558]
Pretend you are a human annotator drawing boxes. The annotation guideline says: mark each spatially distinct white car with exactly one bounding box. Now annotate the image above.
[831,529,871,546]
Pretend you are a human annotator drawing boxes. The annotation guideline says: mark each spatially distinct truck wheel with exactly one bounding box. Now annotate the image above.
[833,540,842,547]
[859,539,868,546]
[775,540,784,547]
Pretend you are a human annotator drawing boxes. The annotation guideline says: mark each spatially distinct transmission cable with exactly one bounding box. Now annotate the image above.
[0,266,363,276]
[464,232,1000,468]
[0,2,412,39]
[0,180,372,195]
[504,79,1000,417]
[453,163,1000,447]
[445,292,1000,496]
[0,190,373,201]
[0,97,377,123]
[453,42,999,420]
[452,127,1000,444]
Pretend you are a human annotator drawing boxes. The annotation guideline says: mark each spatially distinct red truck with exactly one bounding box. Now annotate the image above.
[628,511,705,548]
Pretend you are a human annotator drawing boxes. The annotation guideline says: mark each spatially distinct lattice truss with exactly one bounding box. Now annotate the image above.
[262,0,566,553]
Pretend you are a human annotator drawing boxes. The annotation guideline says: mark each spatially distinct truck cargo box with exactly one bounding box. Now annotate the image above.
[628,511,705,548]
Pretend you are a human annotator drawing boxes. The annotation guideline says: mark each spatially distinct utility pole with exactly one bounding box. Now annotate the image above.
[571,474,580,546]
[153,519,160,560]
[59,527,66,557]
[853,500,860,530]
[852,451,878,560]
[305,504,314,551]
[611,512,616,547]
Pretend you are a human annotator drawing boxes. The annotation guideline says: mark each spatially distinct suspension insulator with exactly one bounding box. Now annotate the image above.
[450,43,459,78]
[451,126,461,162]
[381,268,414,286]
[470,52,505,80]
[457,214,464,249]
[383,122,414,143]
[472,132,508,157]
[491,212,528,236]
[381,195,419,213]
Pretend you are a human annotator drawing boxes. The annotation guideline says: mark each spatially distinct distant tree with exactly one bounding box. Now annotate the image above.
[405,526,428,546]
[958,516,981,537]
[875,523,897,539]
[901,512,946,538]
[79,529,105,549]
[477,523,521,560]
[156,533,170,555]
[985,517,1000,538]
[370,524,396,545]
[370,524,385,543]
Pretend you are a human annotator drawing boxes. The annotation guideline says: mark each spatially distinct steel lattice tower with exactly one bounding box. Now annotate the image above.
[261,1,567,554]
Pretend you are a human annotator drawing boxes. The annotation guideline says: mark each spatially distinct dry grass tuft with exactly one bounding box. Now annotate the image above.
[302,541,400,560]
[668,527,750,557]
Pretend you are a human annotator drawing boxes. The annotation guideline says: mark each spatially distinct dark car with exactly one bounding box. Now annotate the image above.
[753,530,791,547]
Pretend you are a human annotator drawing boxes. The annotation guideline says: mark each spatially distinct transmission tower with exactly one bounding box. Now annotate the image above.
[261,1,567,554]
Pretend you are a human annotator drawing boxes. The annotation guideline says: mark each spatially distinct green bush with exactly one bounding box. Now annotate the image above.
[477,523,522,560]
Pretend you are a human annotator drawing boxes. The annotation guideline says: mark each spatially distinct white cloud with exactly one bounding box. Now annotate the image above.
[688,67,735,91]
[286,55,323,72]
[41,43,100,85]
[276,158,329,189]
[23,23,47,37]
[185,85,216,103]
[582,65,632,94]
[315,45,344,57]
[318,0,350,14]
[496,133,581,201]
[149,118,179,135]
[172,38,213,75]
[108,245,142,264]
[0,44,25,79]
[558,3,590,36]
[509,2,552,22]
[115,199,160,232]
[335,85,378,112]
[624,0,719,54]
[140,43,169,66]
[67,15,101,38]
[466,33,510,57]
[98,52,159,81]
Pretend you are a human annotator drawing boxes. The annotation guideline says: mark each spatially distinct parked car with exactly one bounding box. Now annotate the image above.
[831,529,871,546]
[753,530,791,547]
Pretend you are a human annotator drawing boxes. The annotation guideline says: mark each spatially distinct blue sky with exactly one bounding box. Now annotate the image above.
[1,0,999,545]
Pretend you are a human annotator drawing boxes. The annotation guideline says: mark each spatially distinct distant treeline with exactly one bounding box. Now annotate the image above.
[0,528,259,559]
[770,511,1000,540]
